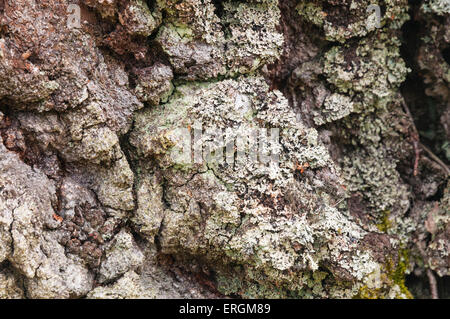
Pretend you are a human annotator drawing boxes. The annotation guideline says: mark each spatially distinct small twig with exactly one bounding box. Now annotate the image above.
[413,140,420,176]
[400,98,421,176]
[402,96,444,299]
[400,97,450,177]
[415,241,440,299]
[419,142,450,176]
[332,196,347,208]
[400,98,417,134]
[426,269,439,300]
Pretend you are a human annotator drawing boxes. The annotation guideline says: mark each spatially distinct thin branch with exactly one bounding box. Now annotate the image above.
[400,98,421,176]
[426,269,439,300]
[400,97,450,177]
[400,98,418,135]
[415,241,440,299]
[420,142,450,176]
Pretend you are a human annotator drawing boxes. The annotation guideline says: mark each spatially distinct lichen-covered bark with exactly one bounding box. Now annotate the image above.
[0,0,448,299]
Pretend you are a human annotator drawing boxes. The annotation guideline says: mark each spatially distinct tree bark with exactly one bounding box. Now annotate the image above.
[0,0,448,299]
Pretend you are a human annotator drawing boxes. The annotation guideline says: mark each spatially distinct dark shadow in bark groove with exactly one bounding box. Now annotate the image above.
[406,274,450,299]
[398,0,449,299]
[400,0,449,166]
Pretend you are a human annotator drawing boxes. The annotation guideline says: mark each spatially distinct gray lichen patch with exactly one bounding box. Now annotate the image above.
[88,271,155,299]
[222,0,284,75]
[130,75,389,297]
[0,268,24,299]
[132,174,165,241]
[119,0,162,37]
[421,0,450,15]
[0,140,94,298]
[98,230,145,283]
[155,0,283,80]
[297,0,409,43]
[0,39,59,108]
[134,63,174,106]
[313,93,355,125]
[324,32,410,112]
[342,147,411,219]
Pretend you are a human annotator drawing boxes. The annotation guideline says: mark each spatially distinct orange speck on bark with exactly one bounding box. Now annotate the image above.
[53,213,63,222]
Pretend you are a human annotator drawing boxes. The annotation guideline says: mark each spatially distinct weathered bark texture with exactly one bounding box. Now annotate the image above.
[0,0,448,299]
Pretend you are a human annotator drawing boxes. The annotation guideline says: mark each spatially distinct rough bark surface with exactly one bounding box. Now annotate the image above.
[0,0,448,298]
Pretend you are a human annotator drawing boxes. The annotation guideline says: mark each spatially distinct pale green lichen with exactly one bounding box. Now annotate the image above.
[223,0,284,76]
[297,0,409,43]
[342,148,410,222]
[313,93,355,125]
[322,29,413,231]
[356,248,412,299]
[156,0,283,80]
[421,0,450,15]
[130,76,387,298]
[324,32,410,112]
